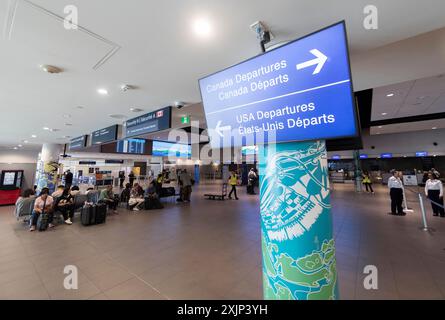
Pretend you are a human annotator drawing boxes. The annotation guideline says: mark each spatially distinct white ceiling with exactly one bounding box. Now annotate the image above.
[370,119,445,136]
[1,0,445,151]
[371,74,445,121]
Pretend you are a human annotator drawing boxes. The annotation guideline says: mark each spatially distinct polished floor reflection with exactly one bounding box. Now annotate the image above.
[0,183,444,300]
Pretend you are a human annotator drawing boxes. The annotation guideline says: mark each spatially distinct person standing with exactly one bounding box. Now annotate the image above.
[119,171,125,188]
[388,170,404,215]
[179,169,193,203]
[362,171,374,194]
[425,171,444,217]
[247,168,258,195]
[228,171,239,200]
[128,171,135,187]
[64,170,73,189]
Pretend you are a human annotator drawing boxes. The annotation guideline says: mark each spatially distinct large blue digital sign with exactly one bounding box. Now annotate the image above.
[199,22,358,148]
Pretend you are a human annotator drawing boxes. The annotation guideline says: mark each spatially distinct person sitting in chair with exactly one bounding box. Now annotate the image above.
[55,187,75,225]
[145,181,163,209]
[128,183,145,211]
[29,188,55,231]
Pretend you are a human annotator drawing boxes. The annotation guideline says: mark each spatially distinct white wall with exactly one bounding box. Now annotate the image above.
[0,149,39,164]
[327,128,445,159]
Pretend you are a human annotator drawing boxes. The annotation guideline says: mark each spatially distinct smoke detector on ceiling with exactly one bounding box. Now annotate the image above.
[40,64,63,74]
[120,84,136,92]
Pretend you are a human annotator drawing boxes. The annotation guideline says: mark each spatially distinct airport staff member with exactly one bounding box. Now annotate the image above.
[425,171,444,217]
[228,171,239,200]
[388,169,404,215]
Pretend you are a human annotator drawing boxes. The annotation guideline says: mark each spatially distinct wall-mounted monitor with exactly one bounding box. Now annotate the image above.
[116,139,146,154]
[0,170,24,190]
[69,135,87,150]
[241,145,258,156]
[332,155,341,160]
[152,141,191,158]
[125,106,172,138]
[92,125,118,145]
[380,153,393,159]
[359,154,368,159]
[415,151,428,157]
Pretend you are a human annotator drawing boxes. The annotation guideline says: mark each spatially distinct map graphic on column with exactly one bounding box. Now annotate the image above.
[259,141,338,300]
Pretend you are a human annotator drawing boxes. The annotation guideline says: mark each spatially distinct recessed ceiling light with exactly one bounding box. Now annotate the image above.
[62,135,72,139]
[49,128,60,132]
[432,127,437,130]
[97,88,108,95]
[31,135,37,138]
[43,127,50,130]
[23,140,29,143]
[64,123,72,126]
[63,114,72,118]
[40,64,63,74]
[130,107,143,112]
[18,144,23,147]
[193,18,212,37]
[386,93,394,97]
[13,147,18,150]
[381,113,388,116]
[76,106,84,109]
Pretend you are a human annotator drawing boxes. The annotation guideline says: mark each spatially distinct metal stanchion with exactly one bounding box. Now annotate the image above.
[418,193,432,232]
[403,187,414,213]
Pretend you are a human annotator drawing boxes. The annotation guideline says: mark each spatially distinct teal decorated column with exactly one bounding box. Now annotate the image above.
[259,140,338,300]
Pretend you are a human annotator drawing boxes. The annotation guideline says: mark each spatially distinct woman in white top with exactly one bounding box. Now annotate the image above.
[425,171,444,217]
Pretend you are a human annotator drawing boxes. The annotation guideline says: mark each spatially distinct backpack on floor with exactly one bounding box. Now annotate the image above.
[37,213,49,231]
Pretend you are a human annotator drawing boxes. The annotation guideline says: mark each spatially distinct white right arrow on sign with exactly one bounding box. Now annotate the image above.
[296,49,328,75]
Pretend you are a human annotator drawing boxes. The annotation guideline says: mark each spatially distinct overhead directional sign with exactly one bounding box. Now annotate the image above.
[199,21,358,148]
[91,125,118,145]
[125,106,172,138]
[69,135,87,150]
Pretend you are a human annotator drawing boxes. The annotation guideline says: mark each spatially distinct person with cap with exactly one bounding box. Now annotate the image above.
[388,169,405,215]
[425,171,444,217]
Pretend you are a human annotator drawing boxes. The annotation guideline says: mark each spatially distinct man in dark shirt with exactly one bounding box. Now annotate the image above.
[65,170,73,188]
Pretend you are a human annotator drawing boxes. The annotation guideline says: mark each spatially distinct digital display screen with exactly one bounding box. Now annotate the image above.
[332,155,341,160]
[241,145,258,156]
[152,141,191,158]
[415,151,428,157]
[199,22,358,148]
[381,153,393,159]
[92,125,118,145]
[3,172,15,186]
[116,139,146,154]
[359,154,368,159]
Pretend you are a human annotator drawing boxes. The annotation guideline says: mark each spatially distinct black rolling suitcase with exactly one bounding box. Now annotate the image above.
[81,204,96,226]
[95,203,107,224]
[144,197,153,210]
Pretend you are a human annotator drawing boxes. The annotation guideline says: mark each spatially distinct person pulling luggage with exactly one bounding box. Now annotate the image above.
[247,168,258,195]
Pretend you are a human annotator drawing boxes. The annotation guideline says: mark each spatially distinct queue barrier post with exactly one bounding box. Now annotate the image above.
[418,193,430,231]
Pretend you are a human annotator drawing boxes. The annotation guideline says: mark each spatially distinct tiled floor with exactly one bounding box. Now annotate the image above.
[0,183,444,300]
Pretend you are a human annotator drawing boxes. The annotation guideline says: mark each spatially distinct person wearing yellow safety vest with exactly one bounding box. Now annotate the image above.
[228,171,239,200]
[362,170,374,194]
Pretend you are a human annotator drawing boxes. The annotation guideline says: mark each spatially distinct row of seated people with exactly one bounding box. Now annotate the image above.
[120,182,164,211]
[15,185,119,231]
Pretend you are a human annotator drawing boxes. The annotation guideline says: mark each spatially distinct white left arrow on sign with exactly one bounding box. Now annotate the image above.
[215,120,231,138]
[296,49,328,75]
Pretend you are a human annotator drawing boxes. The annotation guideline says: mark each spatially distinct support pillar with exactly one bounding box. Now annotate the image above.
[259,140,338,300]
[35,143,62,194]
[353,150,362,193]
